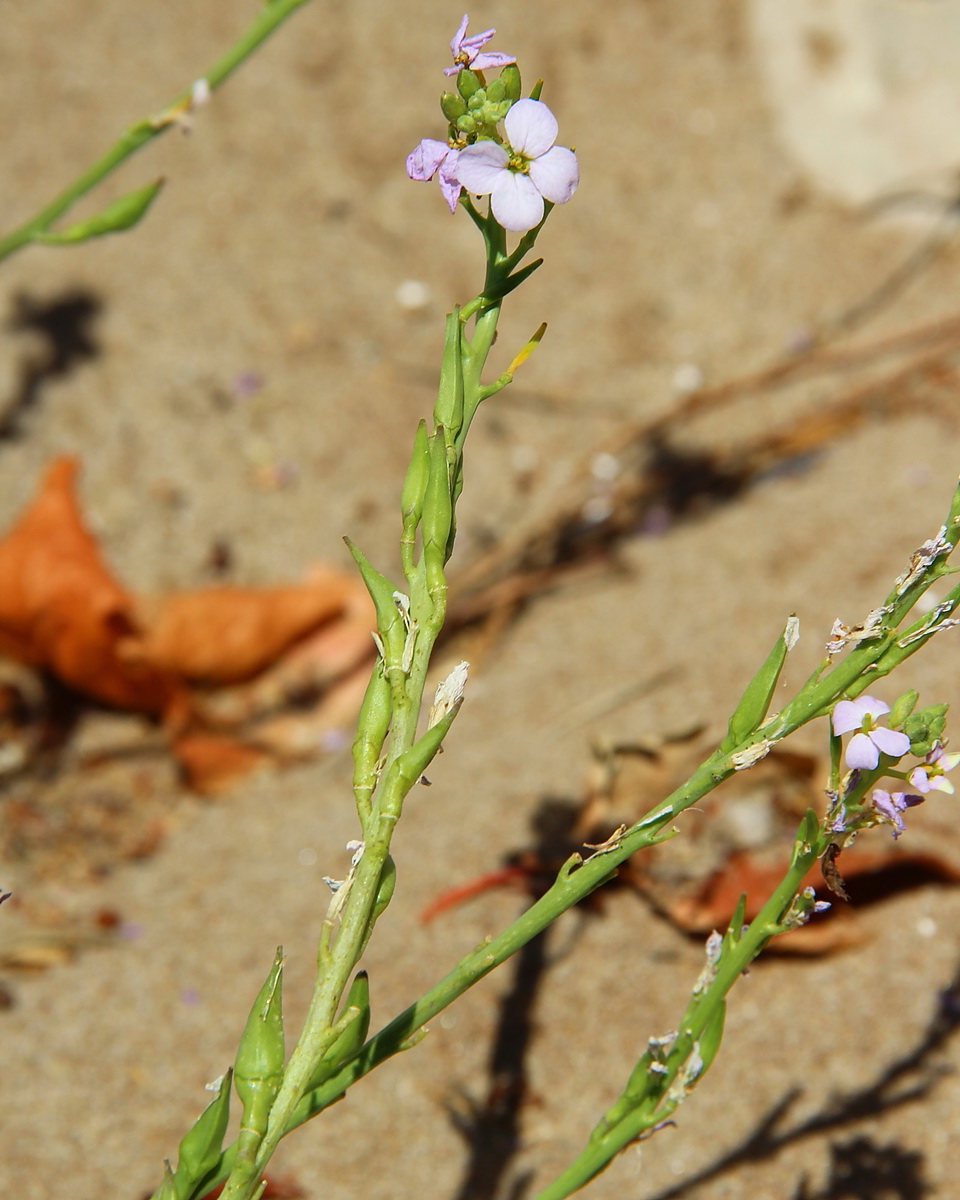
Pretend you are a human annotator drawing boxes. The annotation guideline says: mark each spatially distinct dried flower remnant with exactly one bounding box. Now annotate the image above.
[406,139,463,213]
[455,99,579,232]
[428,660,469,727]
[443,14,516,76]
[894,525,952,596]
[831,695,910,770]
[826,608,888,656]
[871,788,925,839]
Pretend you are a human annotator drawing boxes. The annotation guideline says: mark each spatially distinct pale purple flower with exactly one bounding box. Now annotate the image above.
[908,743,960,795]
[871,788,924,838]
[454,99,579,232]
[444,15,516,76]
[832,695,911,770]
[406,139,462,212]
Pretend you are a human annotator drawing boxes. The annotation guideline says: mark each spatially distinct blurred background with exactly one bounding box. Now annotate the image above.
[4,3,960,1198]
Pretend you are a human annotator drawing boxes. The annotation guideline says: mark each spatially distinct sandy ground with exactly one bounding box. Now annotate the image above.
[5,2,960,1198]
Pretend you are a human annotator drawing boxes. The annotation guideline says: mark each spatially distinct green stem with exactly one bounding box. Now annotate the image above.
[530,833,822,1200]
[0,0,312,262]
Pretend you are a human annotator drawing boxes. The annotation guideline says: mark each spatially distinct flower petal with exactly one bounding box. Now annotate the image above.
[490,171,545,232]
[505,99,558,158]
[406,139,451,182]
[461,26,497,53]
[528,146,579,204]
[832,699,864,736]
[471,50,517,71]
[454,142,508,194]
[856,694,890,720]
[870,727,910,761]
[437,152,462,213]
[449,14,469,56]
[846,731,879,770]
[872,789,905,836]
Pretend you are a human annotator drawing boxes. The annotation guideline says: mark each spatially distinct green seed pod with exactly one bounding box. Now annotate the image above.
[433,309,465,438]
[500,64,522,103]
[154,1162,178,1200]
[36,178,165,244]
[695,997,727,1078]
[440,91,467,123]
[401,419,431,529]
[903,703,950,756]
[420,432,454,603]
[234,949,285,1142]
[173,1069,232,1199]
[344,538,404,665]
[372,854,397,923]
[889,688,919,729]
[457,68,482,100]
[722,617,795,750]
[304,971,372,1093]
[393,703,461,792]
[351,661,392,817]
[486,77,506,103]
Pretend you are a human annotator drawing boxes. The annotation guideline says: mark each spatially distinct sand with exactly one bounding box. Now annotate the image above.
[3,3,960,1198]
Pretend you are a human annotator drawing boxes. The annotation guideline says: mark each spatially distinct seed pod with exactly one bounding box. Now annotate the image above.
[304,971,372,1093]
[722,618,794,749]
[36,178,165,244]
[172,1069,232,1199]
[234,948,285,1143]
[421,432,454,601]
[153,1163,178,1200]
[351,662,392,817]
[401,419,431,530]
[373,854,397,923]
[344,538,404,665]
[433,309,464,440]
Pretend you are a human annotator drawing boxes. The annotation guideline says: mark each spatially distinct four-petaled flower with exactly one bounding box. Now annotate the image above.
[406,139,462,213]
[444,15,516,76]
[454,99,579,233]
[831,695,911,770]
[871,788,924,838]
[908,743,960,794]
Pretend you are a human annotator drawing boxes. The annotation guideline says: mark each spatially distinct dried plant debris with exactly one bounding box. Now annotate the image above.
[0,456,376,794]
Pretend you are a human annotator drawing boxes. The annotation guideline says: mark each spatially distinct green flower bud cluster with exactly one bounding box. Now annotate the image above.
[441,64,522,139]
[903,702,949,756]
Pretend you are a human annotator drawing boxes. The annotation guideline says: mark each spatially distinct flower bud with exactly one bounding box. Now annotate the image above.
[500,64,522,103]
[889,689,919,729]
[440,91,467,123]
[903,703,949,756]
[457,68,482,100]
[486,77,506,103]
[455,113,477,134]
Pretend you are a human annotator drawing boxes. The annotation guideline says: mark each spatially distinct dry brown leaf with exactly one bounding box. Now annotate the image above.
[0,457,180,713]
[172,731,271,796]
[128,564,372,685]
